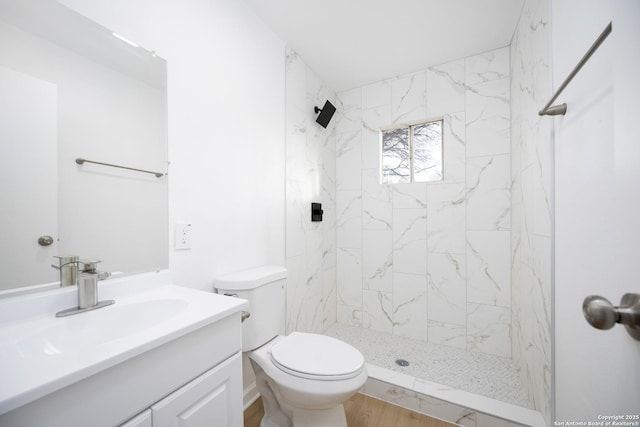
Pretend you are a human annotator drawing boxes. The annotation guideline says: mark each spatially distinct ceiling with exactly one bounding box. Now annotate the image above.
[243,0,525,92]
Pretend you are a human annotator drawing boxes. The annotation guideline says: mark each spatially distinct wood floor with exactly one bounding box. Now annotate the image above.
[243,393,456,427]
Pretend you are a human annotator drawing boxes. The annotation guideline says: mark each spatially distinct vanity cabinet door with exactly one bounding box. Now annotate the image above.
[151,352,242,427]
[119,410,152,427]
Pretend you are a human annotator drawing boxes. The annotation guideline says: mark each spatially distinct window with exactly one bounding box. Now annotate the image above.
[381,119,443,184]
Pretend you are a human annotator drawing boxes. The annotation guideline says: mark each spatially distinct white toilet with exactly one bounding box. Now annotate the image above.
[215,266,367,427]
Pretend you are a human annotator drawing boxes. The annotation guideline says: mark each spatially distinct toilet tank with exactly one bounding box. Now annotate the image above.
[214,266,287,351]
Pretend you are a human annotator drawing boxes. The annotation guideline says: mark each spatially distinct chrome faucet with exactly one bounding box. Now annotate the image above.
[55,258,114,318]
[51,255,79,287]
[76,259,112,309]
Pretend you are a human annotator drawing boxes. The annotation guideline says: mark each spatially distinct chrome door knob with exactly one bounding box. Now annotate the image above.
[583,293,640,341]
[583,295,617,329]
[38,235,54,246]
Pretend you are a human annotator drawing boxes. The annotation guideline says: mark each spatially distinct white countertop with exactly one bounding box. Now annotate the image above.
[0,271,248,415]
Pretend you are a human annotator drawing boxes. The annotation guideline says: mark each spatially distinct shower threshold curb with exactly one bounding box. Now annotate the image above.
[363,363,546,427]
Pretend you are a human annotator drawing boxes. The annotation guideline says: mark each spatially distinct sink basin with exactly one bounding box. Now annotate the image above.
[9,299,189,357]
[0,270,249,416]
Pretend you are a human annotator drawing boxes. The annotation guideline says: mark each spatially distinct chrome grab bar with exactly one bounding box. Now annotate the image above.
[583,293,640,341]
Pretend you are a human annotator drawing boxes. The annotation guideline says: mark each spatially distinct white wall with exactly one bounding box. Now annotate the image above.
[333,47,513,358]
[553,0,640,420]
[57,0,287,290]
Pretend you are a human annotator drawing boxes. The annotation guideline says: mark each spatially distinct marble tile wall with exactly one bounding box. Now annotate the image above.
[510,0,553,423]
[334,46,513,358]
[284,48,337,334]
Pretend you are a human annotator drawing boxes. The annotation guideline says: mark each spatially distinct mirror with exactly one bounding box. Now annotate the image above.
[0,0,168,293]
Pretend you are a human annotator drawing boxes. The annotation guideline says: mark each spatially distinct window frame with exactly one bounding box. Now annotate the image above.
[380,117,444,184]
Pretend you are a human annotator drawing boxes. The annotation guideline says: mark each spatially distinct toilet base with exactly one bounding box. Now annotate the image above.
[260,403,347,427]
[290,404,347,427]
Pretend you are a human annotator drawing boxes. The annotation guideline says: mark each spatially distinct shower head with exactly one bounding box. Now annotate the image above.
[314,100,336,128]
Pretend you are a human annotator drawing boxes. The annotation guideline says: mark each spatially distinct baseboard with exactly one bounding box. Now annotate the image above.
[243,381,260,410]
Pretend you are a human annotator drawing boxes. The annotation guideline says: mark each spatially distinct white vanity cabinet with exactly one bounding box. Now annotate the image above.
[120,410,151,427]
[0,275,248,427]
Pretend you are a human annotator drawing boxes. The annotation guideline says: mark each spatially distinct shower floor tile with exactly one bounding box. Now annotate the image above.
[325,323,532,409]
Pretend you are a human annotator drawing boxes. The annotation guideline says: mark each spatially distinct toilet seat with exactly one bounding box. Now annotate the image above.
[270,332,364,381]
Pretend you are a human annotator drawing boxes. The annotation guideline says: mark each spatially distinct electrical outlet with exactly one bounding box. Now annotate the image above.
[175,223,192,250]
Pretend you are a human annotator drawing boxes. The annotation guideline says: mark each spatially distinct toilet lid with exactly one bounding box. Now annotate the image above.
[270,332,364,380]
